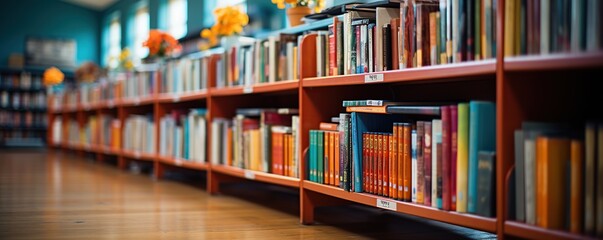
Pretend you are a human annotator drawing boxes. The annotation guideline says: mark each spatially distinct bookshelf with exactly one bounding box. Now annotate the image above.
[47,1,603,239]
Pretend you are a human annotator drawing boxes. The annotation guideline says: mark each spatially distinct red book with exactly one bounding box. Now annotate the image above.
[442,106,451,210]
[319,122,338,131]
[403,123,412,201]
[363,133,369,192]
[328,24,336,76]
[450,105,458,211]
[424,121,432,206]
[390,18,400,70]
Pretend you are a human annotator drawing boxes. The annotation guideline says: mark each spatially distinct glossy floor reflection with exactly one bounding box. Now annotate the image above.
[0,150,496,239]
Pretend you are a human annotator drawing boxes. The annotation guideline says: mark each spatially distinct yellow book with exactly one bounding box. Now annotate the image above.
[456,103,469,212]
[504,0,516,57]
[250,129,261,171]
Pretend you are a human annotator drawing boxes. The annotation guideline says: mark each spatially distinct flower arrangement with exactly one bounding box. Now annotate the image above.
[272,0,325,13]
[43,67,64,86]
[199,6,249,50]
[142,29,181,58]
[118,48,134,71]
[75,62,100,83]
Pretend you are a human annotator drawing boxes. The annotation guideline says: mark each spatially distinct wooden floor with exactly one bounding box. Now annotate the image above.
[0,149,496,239]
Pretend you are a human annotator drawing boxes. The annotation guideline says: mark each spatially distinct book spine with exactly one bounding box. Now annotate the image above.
[404,123,412,201]
[336,21,344,75]
[432,119,442,208]
[383,24,392,71]
[570,139,583,233]
[378,133,384,196]
[335,132,340,186]
[392,123,399,199]
[450,105,458,211]
[411,130,418,203]
[397,123,404,199]
[442,106,451,211]
[363,133,369,192]
[585,123,596,234]
[424,121,432,206]
[329,24,336,76]
[416,121,425,204]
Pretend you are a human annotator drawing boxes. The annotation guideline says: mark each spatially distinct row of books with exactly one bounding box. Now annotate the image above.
[0,72,44,90]
[161,57,209,94]
[505,0,602,57]
[1,91,46,109]
[0,111,46,128]
[314,1,496,77]
[0,130,45,144]
[211,108,300,177]
[159,109,207,162]
[122,115,155,154]
[121,71,157,101]
[214,35,301,88]
[514,122,603,235]
[307,100,496,217]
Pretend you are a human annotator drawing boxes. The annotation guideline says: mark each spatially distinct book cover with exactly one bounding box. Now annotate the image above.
[390,18,400,70]
[375,7,399,72]
[309,130,316,182]
[597,124,603,236]
[324,131,331,185]
[403,123,412,201]
[335,132,340,186]
[468,101,495,213]
[536,136,570,230]
[340,113,351,191]
[476,151,496,217]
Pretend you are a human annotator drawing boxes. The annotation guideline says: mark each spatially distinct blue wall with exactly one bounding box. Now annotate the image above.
[0,0,101,67]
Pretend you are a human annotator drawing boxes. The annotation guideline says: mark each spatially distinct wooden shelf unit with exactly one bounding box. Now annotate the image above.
[47,1,603,237]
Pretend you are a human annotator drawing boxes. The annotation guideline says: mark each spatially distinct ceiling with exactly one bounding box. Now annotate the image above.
[62,0,118,10]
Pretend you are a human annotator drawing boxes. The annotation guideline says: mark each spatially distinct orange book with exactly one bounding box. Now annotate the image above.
[329,131,336,185]
[324,132,330,185]
[320,122,338,131]
[570,139,584,233]
[334,133,340,186]
[536,136,570,230]
[111,120,121,149]
[371,133,377,194]
[368,133,374,194]
[227,127,233,166]
[383,134,390,197]
[397,124,404,199]
[392,124,399,199]
[289,134,294,177]
[377,134,383,196]
[403,124,412,201]
[283,134,289,176]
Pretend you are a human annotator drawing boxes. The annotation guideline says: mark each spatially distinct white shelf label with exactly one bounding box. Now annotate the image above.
[107,100,114,108]
[134,151,141,159]
[172,95,180,102]
[244,170,255,180]
[243,86,253,94]
[134,98,140,106]
[364,74,384,83]
[376,198,397,211]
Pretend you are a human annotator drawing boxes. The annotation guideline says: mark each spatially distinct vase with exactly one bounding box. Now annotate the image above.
[286,6,311,27]
[220,35,257,50]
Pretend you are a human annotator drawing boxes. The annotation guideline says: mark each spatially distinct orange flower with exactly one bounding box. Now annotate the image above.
[143,29,181,57]
[43,67,64,86]
[200,6,249,48]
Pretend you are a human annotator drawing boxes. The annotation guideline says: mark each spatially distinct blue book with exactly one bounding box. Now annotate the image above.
[183,117,189,160]
[317,131,324,184]
[351,112,407,192]
[467,101,496,213]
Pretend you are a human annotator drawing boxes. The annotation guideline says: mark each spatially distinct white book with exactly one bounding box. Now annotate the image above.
[193,59,201,91]
[175,126,182,159]
[432,119,442,208]
[375,7,398,72]
[316,33,324,77]
[245,48,253,87]
[586,0,601,51]
[452,0,459,62]
[201,57,208,89]
[268,36,279,83]
[211,120,221,164]
[188,113,195,161]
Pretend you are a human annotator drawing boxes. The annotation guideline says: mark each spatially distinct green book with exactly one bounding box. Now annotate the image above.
[317,130,324,184]
[309,130,315,182]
